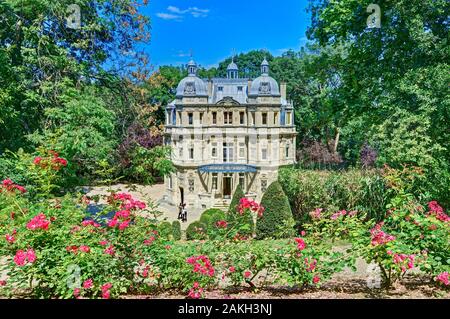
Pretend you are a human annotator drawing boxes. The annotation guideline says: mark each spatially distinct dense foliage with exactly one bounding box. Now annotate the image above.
[279,167,390,225]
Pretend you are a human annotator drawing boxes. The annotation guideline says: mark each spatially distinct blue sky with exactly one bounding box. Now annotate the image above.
[142,0,311,69]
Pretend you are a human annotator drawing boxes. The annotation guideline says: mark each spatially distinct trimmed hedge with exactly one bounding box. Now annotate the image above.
[186,221,208,240]
[158,221,173,240]
[256,181,295,239]
[199,208,225,230]
[172,220,181,241]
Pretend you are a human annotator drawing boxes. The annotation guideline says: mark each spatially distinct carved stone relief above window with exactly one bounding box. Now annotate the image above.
[259,82,271,95]
[184,82,196,95]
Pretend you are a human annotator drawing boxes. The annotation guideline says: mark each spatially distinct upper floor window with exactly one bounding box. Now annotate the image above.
[237,86,243,92]
[171,110,176,125]
[261,148,268,160]
[188,113,193,125]
[262,113,268,125]
[239,143,245,158]
[189,147,194,159]
[218,86,223,92]
[224,112,233,125]
[211,143,217,158]
[223,143,234,162]
[285,144,290,158]
[212,112,217,125]
[200,112,204,124]
[239,112,245,125]
[178,112,182,125]
[286,112,292,125]
[274,112,279,125]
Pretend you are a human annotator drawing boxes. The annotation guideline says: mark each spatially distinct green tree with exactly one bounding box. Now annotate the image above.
[28,89,117,178]
[256,181,295,239]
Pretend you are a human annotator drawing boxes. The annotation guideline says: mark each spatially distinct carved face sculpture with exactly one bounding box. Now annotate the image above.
[259,82,271,95]
[184,82,196,95]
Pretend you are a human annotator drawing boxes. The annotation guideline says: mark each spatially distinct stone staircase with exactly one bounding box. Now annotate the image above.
[212,199,230,211]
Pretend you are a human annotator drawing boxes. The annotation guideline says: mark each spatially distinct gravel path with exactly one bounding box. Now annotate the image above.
[84,183,206,230]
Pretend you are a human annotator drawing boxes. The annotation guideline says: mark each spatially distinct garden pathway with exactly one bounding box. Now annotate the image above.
[84,183,204,230]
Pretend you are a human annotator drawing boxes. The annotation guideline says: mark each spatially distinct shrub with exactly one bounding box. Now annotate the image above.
[158,222,173,240]
[172,221,182,241]
[199,209,225,230]
[256,181,295,239]
[186,221,208,240]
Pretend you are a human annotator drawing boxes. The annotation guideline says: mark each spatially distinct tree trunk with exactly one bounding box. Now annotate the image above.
[333,127,340,154]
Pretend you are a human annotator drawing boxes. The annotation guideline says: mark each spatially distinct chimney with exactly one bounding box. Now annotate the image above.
[280,82,287,100]
[208,79,213,97]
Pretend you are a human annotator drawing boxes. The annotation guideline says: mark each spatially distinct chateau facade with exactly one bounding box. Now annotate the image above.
[164,57,297,210]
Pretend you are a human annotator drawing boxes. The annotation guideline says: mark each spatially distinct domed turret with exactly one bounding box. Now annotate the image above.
[176,59,208,98]
[249,58,280,96]
[227,57,239,79]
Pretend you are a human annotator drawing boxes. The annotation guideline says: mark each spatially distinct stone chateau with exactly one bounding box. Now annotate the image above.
[164,57,297,210]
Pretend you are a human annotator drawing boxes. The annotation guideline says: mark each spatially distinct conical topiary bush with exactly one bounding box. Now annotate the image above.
[256,181,295,239]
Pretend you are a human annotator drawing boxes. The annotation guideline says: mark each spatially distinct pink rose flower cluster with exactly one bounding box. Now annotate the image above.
[1,179,26,194]
[215,220,228,228]
[330,209,347,220]
[188,282,204,299]
[5,229,17,244]
[309,208,322,219]
[113,193,146,211]
[143,230,159,245]
[294,237,307,251]
[33,150,67,171]
[186,255,215,277]
[81,220,101,228]
[427,201,450,222]
[66,245,90,254]
[388,251,415,272]
[304,257,317,272]
[435,272,449,286]
[73,279,94,299]
[14,249,36,266]
[101,283,112,299]
[237,198,264,217]
[26,213,51,231]
[107,210,131,230]
[370,222,396,246]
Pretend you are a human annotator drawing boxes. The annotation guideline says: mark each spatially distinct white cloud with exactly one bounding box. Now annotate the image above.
[156,12,182,21]
[174,50,191,57]
[157,5,209,21]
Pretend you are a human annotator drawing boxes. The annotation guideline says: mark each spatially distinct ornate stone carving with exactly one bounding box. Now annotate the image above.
[184,82,196,95]
[216,96,240,106]
[259,82,271,95]
[188,179,195,192]
[261,179,268,193]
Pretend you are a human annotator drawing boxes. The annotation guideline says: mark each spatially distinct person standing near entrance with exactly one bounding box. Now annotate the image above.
[182,204,188,223]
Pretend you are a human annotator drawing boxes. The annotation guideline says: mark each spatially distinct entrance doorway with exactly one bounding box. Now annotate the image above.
[223,174,232,198]
[179,187,184,204]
